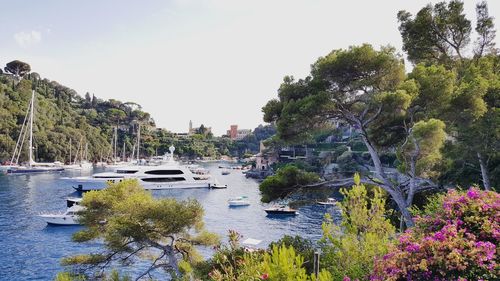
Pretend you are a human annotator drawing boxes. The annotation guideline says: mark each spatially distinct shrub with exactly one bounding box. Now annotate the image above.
[268,235,315,274]
[260,164,320,202]
[372,187,499,281]
[320,173,395,280]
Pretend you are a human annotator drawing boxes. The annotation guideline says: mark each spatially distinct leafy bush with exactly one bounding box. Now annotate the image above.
[268,235,315,274]
[199,232,331,281]
[320,174,395,280]
[372,187,499,281]
[260,164,320,202]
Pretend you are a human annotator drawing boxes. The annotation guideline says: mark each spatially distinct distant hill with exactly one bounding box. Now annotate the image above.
[0,67,154,163]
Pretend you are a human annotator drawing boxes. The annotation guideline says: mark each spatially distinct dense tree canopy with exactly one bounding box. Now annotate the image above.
[4,60,31,80]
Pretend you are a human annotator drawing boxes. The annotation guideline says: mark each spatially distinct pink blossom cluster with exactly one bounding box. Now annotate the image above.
[371,188,499,281]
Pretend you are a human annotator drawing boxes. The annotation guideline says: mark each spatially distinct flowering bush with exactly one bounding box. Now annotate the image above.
[372,187,499,281]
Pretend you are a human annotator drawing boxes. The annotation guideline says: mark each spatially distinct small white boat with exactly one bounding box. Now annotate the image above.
[265,205,298,215]
[317,198,337,205]
[210,183,228,189]
[221,170,231,175]
[38,204,85,225]
[228,196,250,207]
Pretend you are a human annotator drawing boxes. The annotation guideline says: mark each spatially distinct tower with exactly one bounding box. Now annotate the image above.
[189,120,193,133]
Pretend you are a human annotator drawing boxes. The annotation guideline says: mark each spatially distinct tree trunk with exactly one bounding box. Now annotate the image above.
[360,132,385,178]
[359,130,414,227]
[477,152,491,190]
[386,187,415,228]
[406,140,419,207]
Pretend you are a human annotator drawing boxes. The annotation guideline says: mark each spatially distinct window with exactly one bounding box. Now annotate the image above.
[144,170,184,175]
[141,177,186,182]
[117,170,138,174]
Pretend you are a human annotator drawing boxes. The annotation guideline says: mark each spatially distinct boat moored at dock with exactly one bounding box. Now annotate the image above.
[264,205,298,215]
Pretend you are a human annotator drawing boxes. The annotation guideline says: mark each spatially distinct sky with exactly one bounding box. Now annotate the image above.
[1,0,499,135]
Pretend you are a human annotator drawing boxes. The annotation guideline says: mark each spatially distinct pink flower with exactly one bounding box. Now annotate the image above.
[433,232,445,241]
[405,243,421,252]
[260,273,269,280]
[466,189,479,199]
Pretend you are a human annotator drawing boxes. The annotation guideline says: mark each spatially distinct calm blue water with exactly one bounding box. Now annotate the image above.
[0,163,341,280]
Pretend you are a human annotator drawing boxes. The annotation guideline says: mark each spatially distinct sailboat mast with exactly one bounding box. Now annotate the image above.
[136,123,141,162]
[85,142,88,161]
[113,127,118,162]
[69,139,72,164]
[122,141,125,161]
[28,90,35,167]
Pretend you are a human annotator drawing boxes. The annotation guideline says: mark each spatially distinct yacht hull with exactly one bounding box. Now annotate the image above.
[7,167,64,174]
[63,177,213,191]
[38,215,80,225]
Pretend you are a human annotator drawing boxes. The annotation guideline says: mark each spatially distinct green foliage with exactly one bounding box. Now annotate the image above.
[63,180,219,280]
[398,119,447,179]
[319,174,395,280]
[261,245,309,281]
[4,60,31,79]
[259,164,320,203]
[0,68,153,163]
[197,231,332,281]
[268,235,315,274]
[397,0,472,65]
[408,64,455,117]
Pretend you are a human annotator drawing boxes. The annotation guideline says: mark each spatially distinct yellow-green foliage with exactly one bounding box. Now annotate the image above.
[320,173,395,280]
[261,245,309,281]
[399,118,446,178]
[206,239,331,281]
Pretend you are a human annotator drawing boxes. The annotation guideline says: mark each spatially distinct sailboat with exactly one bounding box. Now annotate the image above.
[64,139,93,170]
[7,90,64,174]
[106,127,130,168]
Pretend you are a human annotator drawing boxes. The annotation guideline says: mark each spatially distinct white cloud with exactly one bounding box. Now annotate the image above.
[14,30,42,48]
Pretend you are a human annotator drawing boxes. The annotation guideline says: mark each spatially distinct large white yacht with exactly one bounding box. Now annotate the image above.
[62,146,218,191]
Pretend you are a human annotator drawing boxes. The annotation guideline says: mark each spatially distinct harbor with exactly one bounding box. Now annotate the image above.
[0,163,340,281]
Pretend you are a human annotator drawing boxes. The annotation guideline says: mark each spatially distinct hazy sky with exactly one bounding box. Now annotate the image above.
[1,0,499,135]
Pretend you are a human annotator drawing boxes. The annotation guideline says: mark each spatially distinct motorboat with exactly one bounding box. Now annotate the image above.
[221,170,231,175]
[187,164,210,175]
[228,196,250,207]
[66,197,83,207]
[209,183,228,189]
[62,146,219,191]
[264,205,298,215]
[38,204,85,225]
[317,198,337,206]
